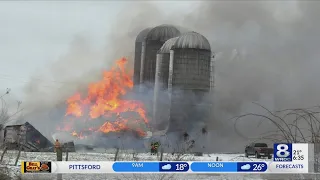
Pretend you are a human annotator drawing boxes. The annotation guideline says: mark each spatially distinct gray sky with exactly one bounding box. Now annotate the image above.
[0,1,195,101]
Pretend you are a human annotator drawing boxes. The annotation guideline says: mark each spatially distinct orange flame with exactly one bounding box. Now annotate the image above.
[71,131,87,139]
[59,57,148,138]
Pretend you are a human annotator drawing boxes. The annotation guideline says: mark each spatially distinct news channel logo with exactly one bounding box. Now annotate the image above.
[273,143,292,161]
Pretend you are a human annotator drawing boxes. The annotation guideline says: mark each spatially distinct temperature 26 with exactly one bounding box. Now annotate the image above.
[253,164,265,171]
[237,162,268,172]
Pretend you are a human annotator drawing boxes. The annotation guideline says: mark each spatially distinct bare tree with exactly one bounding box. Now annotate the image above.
[233,102,320,143]
[0,89,24,166]
[0,89,23,131]
[233,102,320,179]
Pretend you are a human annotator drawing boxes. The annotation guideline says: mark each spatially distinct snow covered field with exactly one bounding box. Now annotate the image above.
[0,150,307,180]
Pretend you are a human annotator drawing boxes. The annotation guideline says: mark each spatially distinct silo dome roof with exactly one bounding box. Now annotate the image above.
[135,27,153,43]
[158,37,179,54]
[146,24,180,42]
[173,31,211,51]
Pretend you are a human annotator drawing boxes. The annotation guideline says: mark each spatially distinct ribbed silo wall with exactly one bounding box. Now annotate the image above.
[157,53,170,90]
[210,54,215,91]
[134,41,143,86]
[139,40,147,85]
[167,48,212,133]
[141,40,164,90]
[153,53,171,130]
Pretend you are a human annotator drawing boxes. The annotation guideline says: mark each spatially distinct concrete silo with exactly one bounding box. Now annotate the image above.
[153,37,179,130]
[133,28,152,87]
[140,25,180,90]
[167,31,213,135]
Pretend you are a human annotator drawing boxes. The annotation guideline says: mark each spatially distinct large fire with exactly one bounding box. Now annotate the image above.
[57,57,149,139]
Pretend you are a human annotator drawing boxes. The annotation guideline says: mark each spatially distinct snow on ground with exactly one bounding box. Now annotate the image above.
[0,150,303,180]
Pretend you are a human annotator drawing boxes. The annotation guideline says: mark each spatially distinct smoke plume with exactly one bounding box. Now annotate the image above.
[185,1,320,152]
[21,1,320,152]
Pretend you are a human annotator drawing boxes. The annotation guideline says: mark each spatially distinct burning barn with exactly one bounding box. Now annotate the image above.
[58,57,150,150]
[3,121,53,152]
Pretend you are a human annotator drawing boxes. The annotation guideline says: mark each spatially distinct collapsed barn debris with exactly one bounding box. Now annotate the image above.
[1,121,75,152]
[2,121,53,152]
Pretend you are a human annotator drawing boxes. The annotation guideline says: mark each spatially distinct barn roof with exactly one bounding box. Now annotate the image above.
[5,119,26,126]
[17,111,57,142]
[4,120,54,148]
[5,119,54,144]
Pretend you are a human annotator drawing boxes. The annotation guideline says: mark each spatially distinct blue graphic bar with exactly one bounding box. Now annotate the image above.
[191,162,268,172]
[113,162,159,172]
[113,162,268,173]
[237,162,268,172]
[159,162,189,172]
[112,162,189,172]
[191,162,237,172]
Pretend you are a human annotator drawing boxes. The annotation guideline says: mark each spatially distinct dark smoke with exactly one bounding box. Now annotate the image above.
[185,1,320,152]
[20,1,320,152]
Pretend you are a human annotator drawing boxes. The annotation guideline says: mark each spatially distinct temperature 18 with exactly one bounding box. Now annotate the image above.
[176,164,187,171]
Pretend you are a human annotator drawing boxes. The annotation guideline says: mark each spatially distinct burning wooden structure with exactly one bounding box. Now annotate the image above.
[3,121,53,152]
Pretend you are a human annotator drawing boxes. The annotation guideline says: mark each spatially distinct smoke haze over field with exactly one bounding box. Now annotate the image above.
[7,1,320,152]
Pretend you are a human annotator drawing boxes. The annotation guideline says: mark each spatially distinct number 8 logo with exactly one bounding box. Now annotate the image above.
[276,144,290,158]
